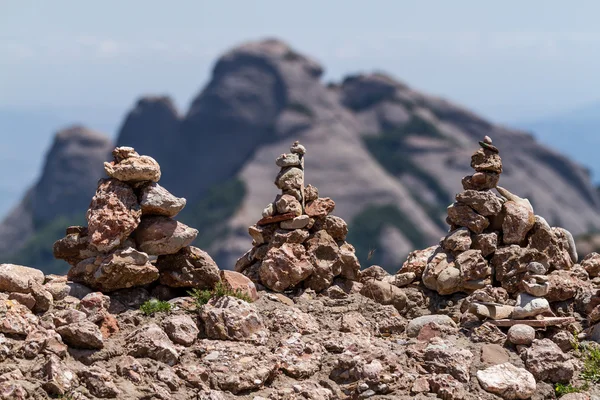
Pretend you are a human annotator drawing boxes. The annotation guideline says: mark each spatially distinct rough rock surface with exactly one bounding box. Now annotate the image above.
[476,363,536,399]
[134,216,198,255]
[156,246,220,289]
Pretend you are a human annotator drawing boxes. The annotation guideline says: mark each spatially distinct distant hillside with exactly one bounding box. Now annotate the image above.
[3,39,600,274]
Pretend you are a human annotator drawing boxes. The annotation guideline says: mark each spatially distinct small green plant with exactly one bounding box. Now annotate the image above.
[580,344,600,383]
[554,382,584,396]
[139,299,172,316]
[188,281,252,308]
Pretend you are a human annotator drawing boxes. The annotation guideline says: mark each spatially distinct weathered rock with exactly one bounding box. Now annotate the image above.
[274,167,303,190]
[406,315,456,338]
[248,224,277,245]
[455,249,490,282]
[270,228,310,246]
[400,245,437,278]
[87,178,141,252]
[0,302,39,336]
[0,264,44,294]
[259,244,313,292]
[512,293,551,319]
[157,246,220,289]
[199,296,267,343]
[280,215,310,230]
[305,198,335,217]
[304,230,340,291]
[521,275,549,297]
[471,148,503,173]
[127,323,179,366]
[134,216,198,255]
[275,194,302,216]
[476,363,536,400]
[29,282,53,313]
[162,314,199,346]
[456,190,503,216]
[78,366,121,398]
[360,279,407,312]
[427,373,466,400]
[56,321,104,349]
[220,270,259,302]
[502,201,535,245]
[480,344,509,365]
[275,333,325,379]
[492,245,547,294]
[471,232,498,257]
[312,215,348,241]
[104,148,161,183]
[442,228,472,252]
[546,270,581,302]
[8,293,35,310]
[423,338,473,382]
[336,242,361,281]
[139,182,186,217]
[304,184,319,202]
[507,324,535,345]
[524,339,575,383]
[582,252,600,278]
[393,272,416,287]
[462,172,500,191]
[361,265,389,282]
[469,303,514,320]
[447,203,489,234]
[52,230,100,266]
[68,247,159,292]
[275,153,301,167]
[36,355,77,396]
[470,322,507,344]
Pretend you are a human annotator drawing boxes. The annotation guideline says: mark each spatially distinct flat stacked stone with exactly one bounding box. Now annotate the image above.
[235,141,361,292]
[53,147,220,293]
[401,137,579,323]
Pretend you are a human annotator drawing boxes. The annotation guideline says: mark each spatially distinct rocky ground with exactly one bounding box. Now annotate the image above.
[1,140,600,399]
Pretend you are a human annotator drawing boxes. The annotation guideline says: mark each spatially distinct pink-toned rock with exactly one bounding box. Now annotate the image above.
[477,363,536,399]
[545,270,581,302]
[442,228,472,252]
[68,247,159,292]
[8,293,36,310]
[471,148,503,174]
[502,201,535,245]
[312,216,348,241]
[52,228,100,266]
[524,339,575,383]
[336,242,361,281]
[134,216,198,255]
[471,232,498,257]
[305,197,335,218]
[304,230,340,292]
[275,194,302,216]
[360,279,407,312]
[456,190,503,216]
[139,182,186,217]
[447,203,489,234]
[455,250,490,282]
[304,184,319,202]
[199,296,268,344]
[259,243,313,292]
[0,264,44,294]
[87,178,142,252]
[162,314,199,347]
[400,245,437,278]
[104,147,161,182]
[581,252,600,278]
[220,270,259,302]
[157,246,220,289]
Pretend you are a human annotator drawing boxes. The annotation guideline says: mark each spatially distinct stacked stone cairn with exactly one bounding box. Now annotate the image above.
[401,136,589,326]
[235,141,361,292]
[53,147,228,295]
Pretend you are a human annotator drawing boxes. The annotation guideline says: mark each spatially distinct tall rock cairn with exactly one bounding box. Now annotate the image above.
[53,147,221,293]
[401,137,579,322]
[236,141,361,292]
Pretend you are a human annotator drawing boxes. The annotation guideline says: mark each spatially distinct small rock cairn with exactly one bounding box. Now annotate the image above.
[235,141,361,292]
[53,147,223,293]
[402,137,579,325]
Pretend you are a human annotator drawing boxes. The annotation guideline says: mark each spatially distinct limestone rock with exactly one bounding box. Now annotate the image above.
[199,296,267,343]
[162,314,199,347]
[512,293,550,319]
[0,264,44,294]
[502,201,535,245]
[68,247,159,292]
[507,324,535,346]
[456,190,503,216]
[104,147,161,182]
[220,270,259,302]
[127,323,179,366]
[275,153,301,168]
[305,198,335,218]
[259,244,313,292]
[139,182,186,217]
[524,339,575,383]
[447,203,489,234]
[87,178,142,252]
[157,246,220,289]
[476,363,536,400]
[134,216,198,255]
[274,167,303,190]
[442,228,471,252]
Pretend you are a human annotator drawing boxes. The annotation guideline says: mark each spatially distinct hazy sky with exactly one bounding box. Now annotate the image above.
[3,0,600,135]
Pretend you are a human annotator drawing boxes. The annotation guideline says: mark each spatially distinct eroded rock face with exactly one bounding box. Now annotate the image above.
[259,244,313,292]
[139,183,186,217]
[477,363,536,400]
[134,216,198,255]
[199,296,267,343]
[68,248,159,292]
[87,179,142,253]
[157,246,220,289]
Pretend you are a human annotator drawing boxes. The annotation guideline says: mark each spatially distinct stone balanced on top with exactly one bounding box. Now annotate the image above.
[235,141,361,292]
[53,147,221,293]
[401,136,579,323]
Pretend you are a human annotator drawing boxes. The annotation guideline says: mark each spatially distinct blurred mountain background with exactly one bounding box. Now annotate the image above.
[2,1,600,274]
